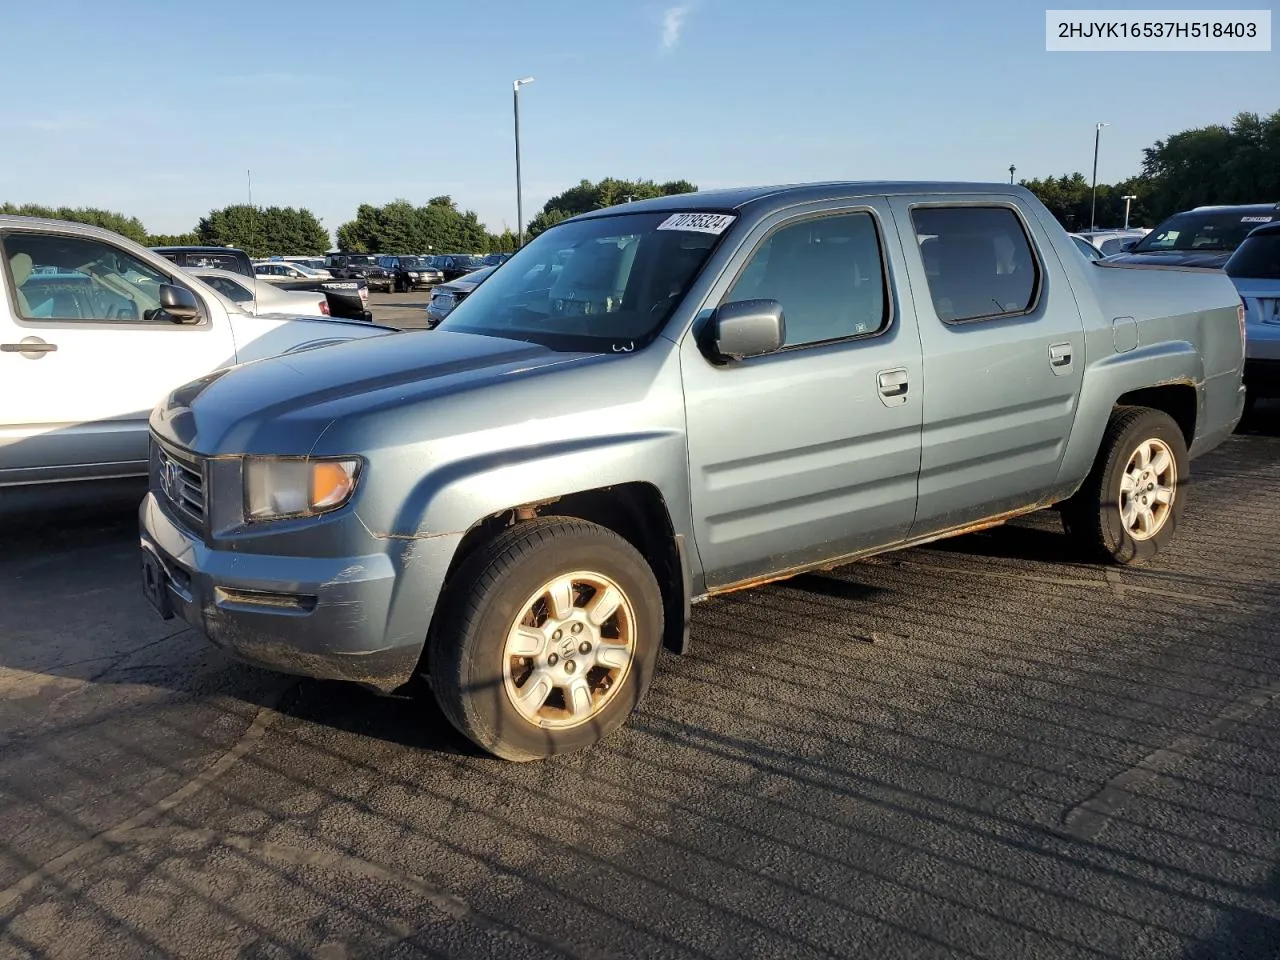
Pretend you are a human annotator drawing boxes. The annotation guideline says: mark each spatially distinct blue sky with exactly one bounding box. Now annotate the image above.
[0,0,1275,240]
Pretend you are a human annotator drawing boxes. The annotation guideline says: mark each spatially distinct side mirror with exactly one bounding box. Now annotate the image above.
[709,299,786,361]
[1120,239,1137,251]
[159,283,201,322]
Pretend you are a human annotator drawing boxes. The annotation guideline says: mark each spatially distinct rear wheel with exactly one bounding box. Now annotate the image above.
[429,518,663,761]
[1062,406,1188,565]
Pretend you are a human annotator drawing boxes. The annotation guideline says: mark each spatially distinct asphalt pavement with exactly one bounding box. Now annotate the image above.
[2,407,1279,959]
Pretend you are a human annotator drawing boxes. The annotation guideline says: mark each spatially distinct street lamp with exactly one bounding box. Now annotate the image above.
[513,76,535,249]
[1008,164,1016,185]
[1090,121,1109,232]
[1121,194,1137,230]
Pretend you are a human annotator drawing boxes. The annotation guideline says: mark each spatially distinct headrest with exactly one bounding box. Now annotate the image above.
[10,252,33,287]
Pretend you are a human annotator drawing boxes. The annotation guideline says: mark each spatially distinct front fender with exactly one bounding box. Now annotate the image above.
[382,429,693,546]
[1054,338,1204,495]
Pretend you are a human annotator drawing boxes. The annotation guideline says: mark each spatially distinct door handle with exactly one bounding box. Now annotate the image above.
[877,367,909,407]
[1,337,57,359]
[1048,342,1072,367]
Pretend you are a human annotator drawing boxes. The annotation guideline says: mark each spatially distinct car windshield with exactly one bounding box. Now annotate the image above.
[437,211,729,352]
[1225,230,1280,280]
[1131,211,1276,253]
[345,256,377,266]
[398,257,430,269]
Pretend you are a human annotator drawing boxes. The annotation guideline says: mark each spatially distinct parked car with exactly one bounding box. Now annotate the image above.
[1075,229,1147,257]
[1224,220,1280,410]
[1105,203,1279,268]
[153,245,255,278]
[377,256,445,292]
[188,267,332,317]
[435,254,487,281]
[139,182,1244,762]
[254,261,333,281]
[254,262,373,322]
[424,266,497,327]
[282,257,331,273]
[1069,234,1104,260]
[326,253,395,292]
[482,253,513,266]
[0,216,396,490]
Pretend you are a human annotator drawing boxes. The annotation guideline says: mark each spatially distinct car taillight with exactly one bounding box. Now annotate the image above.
[319,300,330,315]
[1239,299,1247,353]
[359,287,369,302]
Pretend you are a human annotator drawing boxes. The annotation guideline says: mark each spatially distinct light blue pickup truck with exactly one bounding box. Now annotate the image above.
[140,182,1246,760]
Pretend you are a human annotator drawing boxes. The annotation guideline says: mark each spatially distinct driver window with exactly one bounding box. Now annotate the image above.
[2,232,177,323]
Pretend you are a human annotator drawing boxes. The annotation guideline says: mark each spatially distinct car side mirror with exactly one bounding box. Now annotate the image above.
[1120,239,1137,251]
[708,299,786,361]
[159,283,201,323]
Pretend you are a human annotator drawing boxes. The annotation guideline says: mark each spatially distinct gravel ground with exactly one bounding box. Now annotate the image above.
[1,406,1278,959]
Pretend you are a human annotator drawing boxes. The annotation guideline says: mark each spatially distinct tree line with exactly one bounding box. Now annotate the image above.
[5,109,1276,253]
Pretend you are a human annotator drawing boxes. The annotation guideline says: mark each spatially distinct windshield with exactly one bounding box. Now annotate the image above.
[398,257,430,269]
[437,211,729,351]
[1131,210,1276,253]
[1225,231,1280,280]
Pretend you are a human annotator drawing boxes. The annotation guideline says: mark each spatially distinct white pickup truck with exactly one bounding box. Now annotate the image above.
[0,216,396,490]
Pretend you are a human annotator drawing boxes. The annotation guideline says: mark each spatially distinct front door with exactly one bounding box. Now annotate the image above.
[0,228,236,485]
[682,202,924,590]
[886,197,1087,537]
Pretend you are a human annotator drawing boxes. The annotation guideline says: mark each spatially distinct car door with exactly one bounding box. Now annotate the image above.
[0,227,236,486]
[681,201,924,590]
[886,196,1087,538]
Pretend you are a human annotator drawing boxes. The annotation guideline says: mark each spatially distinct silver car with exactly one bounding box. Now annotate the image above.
[140,182,1244,762]
[189,267,332,317]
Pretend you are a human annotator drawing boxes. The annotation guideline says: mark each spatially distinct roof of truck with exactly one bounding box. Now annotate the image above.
[568,181,1038,222]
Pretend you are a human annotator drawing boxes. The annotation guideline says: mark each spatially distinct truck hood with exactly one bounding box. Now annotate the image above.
[1104,250,1232,269]
[151,331,593,454]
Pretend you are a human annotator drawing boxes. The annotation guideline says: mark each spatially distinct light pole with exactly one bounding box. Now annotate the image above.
[1090,122,1109,232]
[1008,164,1016,185]
[513,77,535,249]
[1121,194,1137,230]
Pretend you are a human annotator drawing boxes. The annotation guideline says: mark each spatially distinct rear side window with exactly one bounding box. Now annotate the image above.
[723,211,889,348]
[1225,232,1280,280]
[910,206,1040,323]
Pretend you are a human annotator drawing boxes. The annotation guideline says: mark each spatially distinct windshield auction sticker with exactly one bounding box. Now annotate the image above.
[1045,10,1271,50]
[657,213,737,235]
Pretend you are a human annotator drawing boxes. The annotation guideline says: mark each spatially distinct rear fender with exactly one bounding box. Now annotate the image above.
[1054,339,1203,496]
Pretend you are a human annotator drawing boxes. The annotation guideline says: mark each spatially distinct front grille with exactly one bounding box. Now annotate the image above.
[155,441,206,530]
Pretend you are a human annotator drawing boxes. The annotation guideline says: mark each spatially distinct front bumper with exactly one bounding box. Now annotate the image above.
[138,493,457,692]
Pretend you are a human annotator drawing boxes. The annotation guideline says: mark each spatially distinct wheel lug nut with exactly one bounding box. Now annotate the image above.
[552,629,562,641]
[578,641,591,654]
[548,653,559,666]
[571,623,582,634]
[564,660,576,675]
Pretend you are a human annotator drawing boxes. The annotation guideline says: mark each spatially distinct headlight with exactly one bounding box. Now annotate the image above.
[243,456,361,522]
[408,272,419,278]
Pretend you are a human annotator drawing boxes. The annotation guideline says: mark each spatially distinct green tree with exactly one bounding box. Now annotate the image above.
[0,203,149,244]
[146,231,200,246]
[334,196,493,253]
[527,177,699,236]
[489,227,519,252]
[196,204,329,256]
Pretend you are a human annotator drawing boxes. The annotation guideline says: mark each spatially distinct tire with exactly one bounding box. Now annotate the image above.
[1061,406,1188,566]
[428,517,663,761]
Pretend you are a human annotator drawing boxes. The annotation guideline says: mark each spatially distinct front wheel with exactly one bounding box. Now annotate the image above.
[428,518,663,761]
[1062,406,1188,565]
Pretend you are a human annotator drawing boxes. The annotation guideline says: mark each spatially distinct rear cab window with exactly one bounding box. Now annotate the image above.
[909,206,1041,323]
[1225,230,1280,280]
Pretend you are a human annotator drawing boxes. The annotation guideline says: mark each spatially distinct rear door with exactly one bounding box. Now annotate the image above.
[887,196,1087,537]
[681,200,925,589]
[0,228,236,485]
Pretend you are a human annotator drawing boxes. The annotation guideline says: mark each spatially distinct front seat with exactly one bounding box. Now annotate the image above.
[8,252,33,315]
